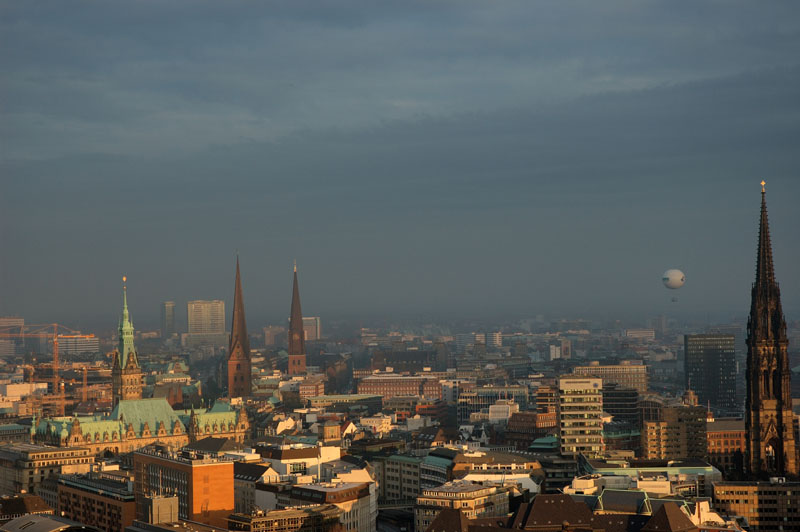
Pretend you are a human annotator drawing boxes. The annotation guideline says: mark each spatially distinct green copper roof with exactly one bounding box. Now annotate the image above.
[177,401,239,428]
[110,398,182,434]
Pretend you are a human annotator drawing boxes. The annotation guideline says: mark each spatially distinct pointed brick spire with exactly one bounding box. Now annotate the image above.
[228,257,250,360]
[288,262,305,356]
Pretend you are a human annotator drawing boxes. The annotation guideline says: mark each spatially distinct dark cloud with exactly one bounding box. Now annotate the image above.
[1,1,799,329]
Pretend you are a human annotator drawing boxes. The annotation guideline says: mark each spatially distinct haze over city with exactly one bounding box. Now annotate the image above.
[2,1,800,329]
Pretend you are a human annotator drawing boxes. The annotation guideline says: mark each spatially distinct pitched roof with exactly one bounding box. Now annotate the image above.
[111,398,182,435]
[233,462,271,482]
[516,495,594,528]
[425,508,469,532]
[184,436,243,454]
[641,502,698,532]
[0,495,53,518]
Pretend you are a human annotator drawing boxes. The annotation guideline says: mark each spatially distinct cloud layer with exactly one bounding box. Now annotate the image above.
[2,1,799,328]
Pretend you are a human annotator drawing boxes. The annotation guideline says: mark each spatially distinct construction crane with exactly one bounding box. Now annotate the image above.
[0,323,97,416]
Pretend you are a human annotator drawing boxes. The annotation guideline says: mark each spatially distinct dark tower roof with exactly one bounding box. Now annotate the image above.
[748,182,787,343]
[288,262,305,356]
[228,257,250,360]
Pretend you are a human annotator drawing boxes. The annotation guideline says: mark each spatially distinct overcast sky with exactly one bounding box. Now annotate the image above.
[2,1,800,331]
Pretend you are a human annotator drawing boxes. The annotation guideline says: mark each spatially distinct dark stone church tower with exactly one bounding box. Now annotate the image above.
[227,258,252,398]
[745,182,797,478]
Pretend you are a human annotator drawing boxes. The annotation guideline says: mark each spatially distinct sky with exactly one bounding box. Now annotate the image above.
[2,1,800,331]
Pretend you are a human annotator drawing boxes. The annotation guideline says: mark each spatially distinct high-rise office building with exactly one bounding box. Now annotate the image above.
[684,334,737,412]
[160,301,175,338]
[557,377,603,457]
[745,183,797,477]
[186,300,226,347]
[302,317,322,341]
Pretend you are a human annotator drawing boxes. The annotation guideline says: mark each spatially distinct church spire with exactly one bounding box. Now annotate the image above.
[227,257,251,397]
[288,262,305,357]
[745,181,796,478]
[755,181,777,289]
[228,256,250,360]
[749,181,786,342]
[118,276,136,368]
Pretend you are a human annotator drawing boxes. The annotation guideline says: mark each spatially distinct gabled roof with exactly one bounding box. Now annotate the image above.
[515,496,594,529]
[425,508,469,532]
[184,436,243,454]
[641,502,698,532]
[0,495,53,517]
[233,462,272,482]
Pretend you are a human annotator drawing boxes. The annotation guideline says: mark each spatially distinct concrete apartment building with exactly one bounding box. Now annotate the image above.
[0,443,94,496]
[714,480,800,531]
[557,377,604,458]
[572,360,648,393]
[641,404,707,461]
[286,483,376,532]
[414,481,509,532]
[227,505,343,532]
[369,454,422,502]
[356,374,442,400]
[57,472,135,532]
[706,418,745,476]
[132,446,234,528]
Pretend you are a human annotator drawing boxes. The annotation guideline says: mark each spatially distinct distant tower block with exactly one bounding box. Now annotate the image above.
[288,262,307,376]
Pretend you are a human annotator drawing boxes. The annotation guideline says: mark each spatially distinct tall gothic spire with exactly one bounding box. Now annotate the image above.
[118,276,136,368]
[227,257,252,398]
[749,182,787,342]
[228,257,250,359]
[288,262,305,356]
[745,181,796,478]
[755,180,776,289]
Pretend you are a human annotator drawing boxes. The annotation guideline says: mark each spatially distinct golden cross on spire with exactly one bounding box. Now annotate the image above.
[761,180,766,192]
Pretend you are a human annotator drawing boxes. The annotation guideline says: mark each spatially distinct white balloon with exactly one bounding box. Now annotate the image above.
[662,269,685,289]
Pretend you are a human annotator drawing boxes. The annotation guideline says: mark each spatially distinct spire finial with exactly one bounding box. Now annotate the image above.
[122,275,128,313]
[761,180,766,193]
[294,259,297,273]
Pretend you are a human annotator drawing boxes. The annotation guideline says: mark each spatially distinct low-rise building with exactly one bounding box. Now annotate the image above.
[132,445,234,528]
[0,443,94,496]
[369,455,422,502]
[227,505,344,532]
[257,443,341,477]
[286,483,376,532]
[414,481,508,532]
[706,418,745,476]
[57,472,135,532]
[713,480,800,532]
